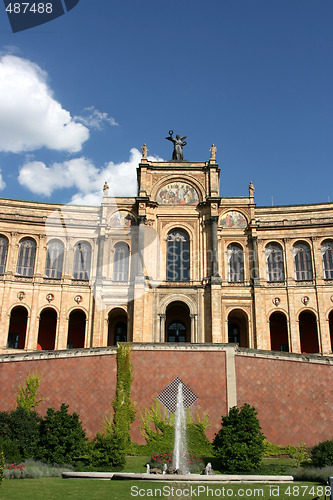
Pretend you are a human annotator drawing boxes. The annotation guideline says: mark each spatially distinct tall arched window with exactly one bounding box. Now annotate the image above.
[166,230,190,281]
[16,238,36,277]
[45,240,64,279]
[321,240,333,279]
[0,236,8,275]
[265,243,285,282]
[293,242,313,281]
[73,242,91,280]
[227,244,244,282]
[167,321,186,342]
[113,242,129,282]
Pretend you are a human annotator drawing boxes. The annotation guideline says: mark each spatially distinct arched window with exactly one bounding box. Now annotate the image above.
[293,242,313,281]
[16,238,36,277]
[227,309,249,347]
[166,230,190,281]
[8,306,28,349]
[113,242,129,282]
[167,321,186,343]
[114,322,127,343]
[227,244,244,282]
[67,309,86,348]
[269,312,289,352]
[0,236,8,275]
[37,308,57,350]
[321,240,333,279]
[265,243,285,282]
[73,242,91,280]
[299,310,319,353]
[45,240,64,279]
[108,308,128,345]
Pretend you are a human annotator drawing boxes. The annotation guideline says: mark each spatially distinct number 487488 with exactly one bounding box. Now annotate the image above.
[6,3,53,14]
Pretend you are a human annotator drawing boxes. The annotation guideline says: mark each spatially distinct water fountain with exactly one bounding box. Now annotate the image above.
[172,382,189,474]
[63,380,294,483]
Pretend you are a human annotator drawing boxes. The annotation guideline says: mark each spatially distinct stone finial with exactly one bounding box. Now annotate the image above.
[209,144,217,161]
[103,181,109,197]
[141,143,149,159]
[249,181,255,198]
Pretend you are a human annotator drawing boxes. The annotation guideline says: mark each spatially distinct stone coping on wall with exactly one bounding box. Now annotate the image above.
[1,343,332,365]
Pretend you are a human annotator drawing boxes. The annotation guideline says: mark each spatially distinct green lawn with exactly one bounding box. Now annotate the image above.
[124,455,150,473]
[0,479,327,500]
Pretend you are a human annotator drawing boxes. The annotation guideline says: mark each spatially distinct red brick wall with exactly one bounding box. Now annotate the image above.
[236,355,333,446]
[130,349,228,442]
[1,348,332,447]
[0,353,117,438]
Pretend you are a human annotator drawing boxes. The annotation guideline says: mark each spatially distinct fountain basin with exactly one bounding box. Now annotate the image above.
[62,471,294,483]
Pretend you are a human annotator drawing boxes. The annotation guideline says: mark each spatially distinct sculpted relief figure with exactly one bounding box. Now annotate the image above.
[165,130,187,161]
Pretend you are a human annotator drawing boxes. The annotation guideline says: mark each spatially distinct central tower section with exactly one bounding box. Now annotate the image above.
[131,143,222,344]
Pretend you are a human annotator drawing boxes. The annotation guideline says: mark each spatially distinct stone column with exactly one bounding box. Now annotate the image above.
[96,235,105,281]
[26,285,40,350]
[9,232,20,275]
[132,216,146,342]
[251,236,259,281]
[210,216,221,281]
[136,216,146,281]
[190,313,197,343]
[159,313,166,342]
[250,235,264,349]
[211,284,222,343]
[284,238,301,353]
[311,237,327,353]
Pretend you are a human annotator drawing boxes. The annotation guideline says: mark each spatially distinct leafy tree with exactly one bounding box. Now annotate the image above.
[16,370,46,412]
[37,404,87,465]
[213,403,265,473]
[311,439,333,467]
[0,407,40,461]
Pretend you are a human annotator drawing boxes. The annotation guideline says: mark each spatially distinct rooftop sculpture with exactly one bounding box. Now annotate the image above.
[165,130,187,161]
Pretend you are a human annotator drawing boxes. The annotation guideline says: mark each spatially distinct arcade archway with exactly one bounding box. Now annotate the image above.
[165,301,191,342]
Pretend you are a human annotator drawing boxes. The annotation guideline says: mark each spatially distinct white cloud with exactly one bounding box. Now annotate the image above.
[74,106,119,130]
[0,55,89,153]
[0,170,5,191]
[18,148,164,205]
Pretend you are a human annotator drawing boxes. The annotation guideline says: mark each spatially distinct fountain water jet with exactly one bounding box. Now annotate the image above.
[172,383,188,474]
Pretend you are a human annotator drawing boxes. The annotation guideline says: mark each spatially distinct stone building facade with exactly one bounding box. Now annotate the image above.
[1,151,333,355]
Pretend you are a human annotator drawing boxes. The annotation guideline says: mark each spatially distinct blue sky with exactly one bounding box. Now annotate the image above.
[0,0,332,207]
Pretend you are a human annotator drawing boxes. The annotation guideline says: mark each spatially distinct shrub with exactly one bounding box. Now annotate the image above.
[16,370,46,412]
[311,439,333,467]
[93,432,126,470]
[264,440,296,457]
[288,465,333,483]
[0,407,40,460]
[74,432,126,472]
[290,442,310,467]
[0,449,4,487]
[37,404,87,465]
[0,439,22,464]
[213,403,265,473]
